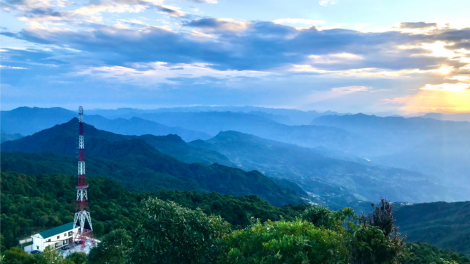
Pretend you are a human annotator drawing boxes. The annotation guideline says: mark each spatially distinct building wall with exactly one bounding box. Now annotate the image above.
[32,235,44,252]
[31,226,80,252]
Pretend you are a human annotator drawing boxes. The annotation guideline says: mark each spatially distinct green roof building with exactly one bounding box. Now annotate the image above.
[28,222,79,252]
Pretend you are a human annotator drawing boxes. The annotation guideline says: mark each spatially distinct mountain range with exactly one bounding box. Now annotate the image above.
[187,131,450,204]
[86,106,338,125]
[2,106,470,256]
[3,107,470,202]
[1,107,209,142]
[1,119,304,206]
[311,114,470,200]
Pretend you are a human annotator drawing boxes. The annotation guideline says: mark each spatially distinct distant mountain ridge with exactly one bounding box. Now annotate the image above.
[1,119,305,206]
[1,107,386,156]
[120,111,376,154]
[189,131,451,204]
[85,115,211,141]
[1,131,23,143]
[311,113,470,200]
[311,113,470,156]
[423,112,470,122]
[87,106,339,125]
[1,107,210,141]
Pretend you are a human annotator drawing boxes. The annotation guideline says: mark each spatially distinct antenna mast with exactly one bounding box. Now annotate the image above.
[73,106,95,251]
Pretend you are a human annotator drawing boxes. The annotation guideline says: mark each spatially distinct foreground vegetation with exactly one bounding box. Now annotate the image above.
[2,171,469,263]
[3,198,469,264]
[1,171,306,248]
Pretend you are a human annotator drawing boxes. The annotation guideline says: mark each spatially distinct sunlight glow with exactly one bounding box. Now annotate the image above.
[420,83,470,93]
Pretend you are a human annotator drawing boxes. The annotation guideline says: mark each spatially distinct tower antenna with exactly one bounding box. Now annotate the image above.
[73,106,95,251]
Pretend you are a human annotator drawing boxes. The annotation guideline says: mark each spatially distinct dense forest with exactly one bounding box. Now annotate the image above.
[0,171,307,248]
[2,171,469,263]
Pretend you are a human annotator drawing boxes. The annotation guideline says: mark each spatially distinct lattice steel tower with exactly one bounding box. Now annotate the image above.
[74,106,94,250]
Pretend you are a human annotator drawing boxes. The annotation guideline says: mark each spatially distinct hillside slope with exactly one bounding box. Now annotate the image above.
[1,120,305,206]
[395,201,470,255]
[189,131,451,203]
[138,134,234,167]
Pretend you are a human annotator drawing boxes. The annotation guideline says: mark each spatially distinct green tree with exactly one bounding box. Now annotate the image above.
[92,222,105,237]
[349,199,406,264]
[128,198,231,264]
[88,229,133,264]
[219,219,349,264]
[1,234,6,253]
[301,205,333,228]
[66,252,87,264]
[36,246,74,264]
[302,206,356,231]
[2,247,36,264]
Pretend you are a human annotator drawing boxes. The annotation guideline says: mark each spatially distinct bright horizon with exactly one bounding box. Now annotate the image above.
[1,0,470,114]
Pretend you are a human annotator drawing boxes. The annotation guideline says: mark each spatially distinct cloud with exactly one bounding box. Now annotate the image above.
[74,61,271,87]
[0,65,27,69]
[302,85,371,104]
[399,22,437,29]
[273,18,326,29]
[0,23,392,70]
[155,4,185,17]
[1,15,469,113]
[382,81,470,113]
[447,75,470,81]
[2,0,191,26]
[4,19,470,76]
[331,86,370,92]
[420,83,470,93]
[185,18,249,31]
[397,89,470,113]
[381,97,412,105]
[308,53,363,64]
[187,0,217,3]
[319,0,335,6]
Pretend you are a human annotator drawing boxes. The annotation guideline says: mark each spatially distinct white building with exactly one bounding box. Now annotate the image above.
[25,222,79,252]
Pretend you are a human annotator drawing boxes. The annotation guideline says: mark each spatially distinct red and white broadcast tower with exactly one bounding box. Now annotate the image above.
[74,106,95,251]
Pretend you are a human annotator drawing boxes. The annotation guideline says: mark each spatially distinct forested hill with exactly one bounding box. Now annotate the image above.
[395,201,470,255]
[1,118,232,166]
[0,120,306,206]
[0,171,308,249]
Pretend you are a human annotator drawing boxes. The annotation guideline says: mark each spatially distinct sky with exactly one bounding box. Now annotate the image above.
[1,0,470,114]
